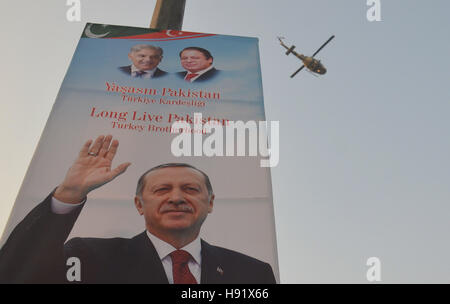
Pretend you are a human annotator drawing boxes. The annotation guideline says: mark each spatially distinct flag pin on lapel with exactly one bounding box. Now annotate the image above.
[216,266,224,275]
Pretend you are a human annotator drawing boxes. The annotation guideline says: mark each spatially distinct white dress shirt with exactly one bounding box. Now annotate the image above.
[131,64,158,78]
[50,197,202,283]
[185,65,214,82]
[51,196,84,214]
[146,230,201,284]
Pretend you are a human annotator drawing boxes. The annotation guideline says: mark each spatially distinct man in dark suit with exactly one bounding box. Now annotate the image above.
[177,47,221,83]
[0,135,276,284]
[119,44,167,79]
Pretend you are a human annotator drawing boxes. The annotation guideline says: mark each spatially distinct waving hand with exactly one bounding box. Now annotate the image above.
[53,135,131,203]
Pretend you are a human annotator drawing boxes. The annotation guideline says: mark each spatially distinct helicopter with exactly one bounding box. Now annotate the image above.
[278,35,335,78]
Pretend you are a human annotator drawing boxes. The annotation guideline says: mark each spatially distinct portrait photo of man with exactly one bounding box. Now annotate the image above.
[0,135,276,284]
[119,44,168,79]
[177,47,221,83]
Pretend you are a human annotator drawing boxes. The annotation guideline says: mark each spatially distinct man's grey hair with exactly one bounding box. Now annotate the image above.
[135,163,214,198]
[130,44,163,56]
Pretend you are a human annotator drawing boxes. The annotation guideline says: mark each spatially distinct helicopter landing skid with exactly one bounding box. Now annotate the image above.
[307,69,319,77]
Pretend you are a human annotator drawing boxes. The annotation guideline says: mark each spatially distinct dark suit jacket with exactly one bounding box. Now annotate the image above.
[177,68,221,83]
[118,66,168,78]
[0,192,276,284]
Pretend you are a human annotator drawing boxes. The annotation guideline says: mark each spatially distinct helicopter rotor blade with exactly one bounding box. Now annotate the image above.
[312,35,335,57]
[290,65,305,78]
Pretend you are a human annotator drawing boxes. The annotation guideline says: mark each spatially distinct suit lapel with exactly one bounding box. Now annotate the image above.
[196,68,217,81]
[200,240,226,284]
[179,71,188,79]
[124,235,228,284]
[125,231,169,284]
[125,65,132,75]
[153,68,164,78]
[122,65,132,75]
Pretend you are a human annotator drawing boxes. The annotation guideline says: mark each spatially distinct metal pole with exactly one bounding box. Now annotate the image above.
[150,0,186,30]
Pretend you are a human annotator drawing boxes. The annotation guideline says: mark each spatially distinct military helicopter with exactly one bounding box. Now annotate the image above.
[278,35,335,78]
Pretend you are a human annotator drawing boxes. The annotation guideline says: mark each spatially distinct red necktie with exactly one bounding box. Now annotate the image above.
[170,250,197,284]
[185,73,199,82]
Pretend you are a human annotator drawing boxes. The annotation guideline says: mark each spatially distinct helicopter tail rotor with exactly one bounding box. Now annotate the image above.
[286,45,296,55]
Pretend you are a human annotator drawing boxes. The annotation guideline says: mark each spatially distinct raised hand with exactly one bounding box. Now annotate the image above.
[53,135,131,204]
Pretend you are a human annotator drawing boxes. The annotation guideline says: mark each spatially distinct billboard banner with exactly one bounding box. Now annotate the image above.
[0,23,278,284]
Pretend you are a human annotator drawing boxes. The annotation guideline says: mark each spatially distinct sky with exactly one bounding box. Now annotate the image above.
[0,0,449,283]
